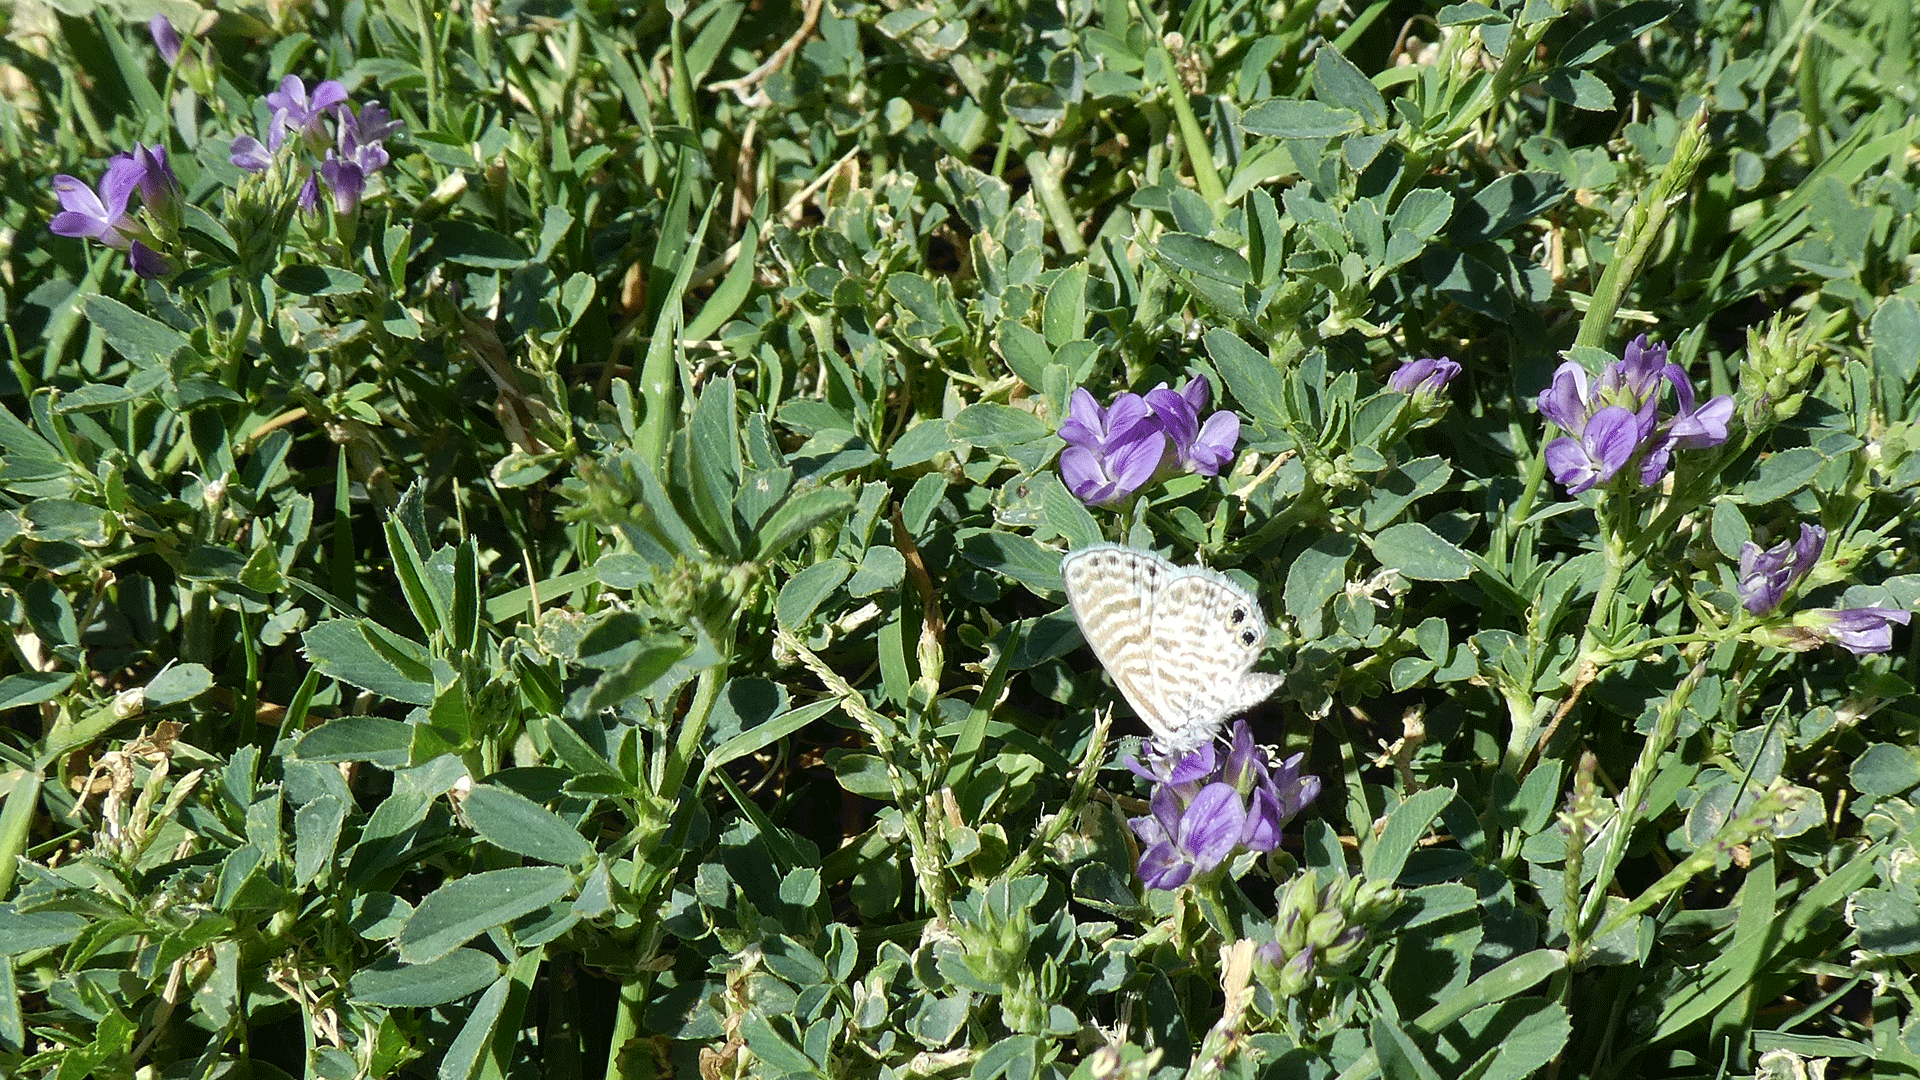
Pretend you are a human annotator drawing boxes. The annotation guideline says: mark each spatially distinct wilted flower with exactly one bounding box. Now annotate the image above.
[1388,356,1461,398]
[1738,524,1825,614]
[1538,334,1735,494]
[1795,607,1911,655]
[1124,720,1318,890]
[1058,389,1166,506]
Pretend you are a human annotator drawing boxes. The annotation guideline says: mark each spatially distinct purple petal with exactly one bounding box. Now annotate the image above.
[99,155,145,218]
[1669,395,1734,449]
[49,175,108,233]
[1807,607,1911,655]
[1584,406,1643,480]
[1102,393,1157,445]
[1104,430,1168,496]
[230,135,272,171]
[1792,524,1826,573]
[1057,388,1105,448]
[1059,445,1108,502]
[1146,384,1199,450]
[1544,436,1599,494]
[320,154,365,213]
[1186,412,1239,475]
[1178,783,1247,872]
[309,80,350,115]
[128,241,170,279]
[1181,376,1212,414]
[298,170,320,214]
[148,15,183,64]
[1538,361,1593,434]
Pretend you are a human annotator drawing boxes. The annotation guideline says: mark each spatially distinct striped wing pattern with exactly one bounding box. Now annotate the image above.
[1061,544,1283,752]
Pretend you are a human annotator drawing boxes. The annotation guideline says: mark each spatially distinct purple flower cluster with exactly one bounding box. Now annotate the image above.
[1058,377,1239,506]
[49,144,181,279]
[231,76,401,215]
[1538,335,1735,495]
[1125,720,1318,890]
[1388,356,1461,399]
[1737,521,1909,654]
[1738,524,1824,614]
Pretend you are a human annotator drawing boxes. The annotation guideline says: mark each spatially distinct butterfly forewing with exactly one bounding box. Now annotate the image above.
[1061,546,1167,730]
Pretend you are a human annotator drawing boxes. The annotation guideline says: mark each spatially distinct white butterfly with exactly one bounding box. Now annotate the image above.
[1060,543,1284,753]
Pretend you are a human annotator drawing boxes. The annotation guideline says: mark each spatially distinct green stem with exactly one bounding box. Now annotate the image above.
[1570,658,1706,957]
[1022,148,1086,256]
[1574,103,1711,349]
[1155,48,1227,219]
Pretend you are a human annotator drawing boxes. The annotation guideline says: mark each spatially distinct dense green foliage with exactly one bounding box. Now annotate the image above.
[3,0,1919,1077]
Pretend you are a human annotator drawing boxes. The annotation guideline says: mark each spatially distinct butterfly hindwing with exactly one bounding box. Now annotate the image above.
[1062,543,1283,752]
[1147,568,1271,747]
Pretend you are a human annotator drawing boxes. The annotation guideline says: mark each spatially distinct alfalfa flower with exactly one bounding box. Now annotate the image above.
[1738,524,1825,614]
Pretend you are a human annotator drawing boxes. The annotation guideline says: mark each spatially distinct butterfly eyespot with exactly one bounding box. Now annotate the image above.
[1240,630,1256,646]
[1230,608,1246,624]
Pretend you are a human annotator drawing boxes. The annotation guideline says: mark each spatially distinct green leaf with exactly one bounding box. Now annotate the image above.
[463,785,595,865]
[1204,328,1290,428]
[1373,523,1473,581]
[1284,533,1357,623]
[948,403,1053,448]
[143,662,214,707]
[754,484,856,561]
[78,294,189,369]
[1363,786,1455,883]
[397,866,575,964]
[292,717,414,768]
[997,322,1054,393]
[959,529,1067,596]
[293,795,347,886]
[1737,447,1825,504]
[1157,233,1253,284]
[1042,264,1089,347]
[0,671,76,711]
[777,559,854,628]
[1242,98,1365,139]
[1313,45,1387,128]
[1850,743,1920,797]
[302,619,437,706]
[349,949,502,1007]
[1372,1017,1444,1080]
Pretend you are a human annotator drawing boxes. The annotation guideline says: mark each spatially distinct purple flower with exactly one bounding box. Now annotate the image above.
[1738,524,1825,614]
[49,155,147,250]
[128,241,173,280]
[319,153,366,214]
[1797,607,1912,655]
[340,101,403,154]
[1058,389,1167,506]
[266,76,349,151]
[298,169,321,215]
[230,134,272,172]
[1125,720,1318,890]
[148,15,183,65]
[1388,356,1462,398]
[1144,378,1239,476]
[1538,334,1735,493]
[131,144,180,225]
[1542,406,1648,495]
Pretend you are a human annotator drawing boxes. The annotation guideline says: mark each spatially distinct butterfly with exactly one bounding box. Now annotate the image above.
[1059,543,1284,753]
